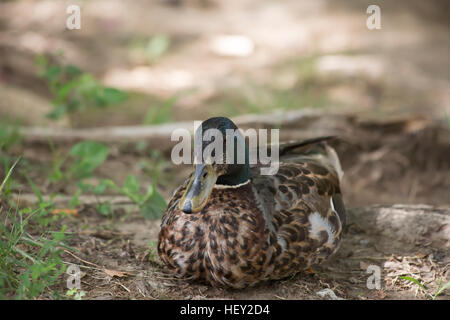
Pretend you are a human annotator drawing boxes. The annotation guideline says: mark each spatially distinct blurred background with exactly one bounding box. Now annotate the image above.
[0,0,449,300]
[1,0,449,126]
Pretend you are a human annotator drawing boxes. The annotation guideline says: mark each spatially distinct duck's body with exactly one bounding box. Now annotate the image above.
[158,118,346,288]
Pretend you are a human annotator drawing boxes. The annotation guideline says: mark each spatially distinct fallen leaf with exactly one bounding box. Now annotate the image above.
[360,261,370,270]
[103,268,131,278]
[91,230,119,239]
[51,208,78,216]
[376,290,387,299]
[420,265,431,273]
[316,288,344,300]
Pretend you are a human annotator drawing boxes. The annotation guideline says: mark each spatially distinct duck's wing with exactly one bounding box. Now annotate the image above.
[251,135,343,183]
[249,145,346,275]
[249,137,346,251]
[250,136,342,178]
[279,137,344,183]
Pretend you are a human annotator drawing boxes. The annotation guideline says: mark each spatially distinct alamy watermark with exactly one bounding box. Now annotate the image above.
[170,121,280,175]
[366,5,381,30]
[366,265,382,290]
[66,264,81,290]
[66,5,81,30]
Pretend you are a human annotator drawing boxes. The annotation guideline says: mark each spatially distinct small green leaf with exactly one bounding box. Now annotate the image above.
[46,104,68,120]
[49,166,63,182]
[66,288,76,296]
[65,65,82,76]
[123,175,140,194]
[122,175,142,203]
[77,181,94,193]
[75,290,86,300]
[69,141,109,179]
[35,54,48,73]
[93,179,116,194]
[135,141,148,152]
[97,202,112,216]
[69,188,82,208]
[139,186,166,220]
[146,34,170,63]
[98,87,128,105]
[44,65,61,82]
[57,79,79,101]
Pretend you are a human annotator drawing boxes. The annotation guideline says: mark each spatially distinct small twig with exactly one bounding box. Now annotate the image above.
[114,281,131,293]
[62,260,103,272]
[136,286,146,298]
[348,256,389,260]
[64,249,101,268]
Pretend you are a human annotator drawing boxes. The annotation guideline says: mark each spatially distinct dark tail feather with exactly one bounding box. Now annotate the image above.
[279,136,337,156]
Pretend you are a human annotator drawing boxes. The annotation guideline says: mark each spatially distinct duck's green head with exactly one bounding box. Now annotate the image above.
[179,117,250,213]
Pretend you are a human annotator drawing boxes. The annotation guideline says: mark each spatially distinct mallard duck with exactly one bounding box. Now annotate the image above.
[158,117,346,288]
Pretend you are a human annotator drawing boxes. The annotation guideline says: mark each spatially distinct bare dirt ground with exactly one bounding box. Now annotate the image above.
[54,203,449,300]
[1,0,449,299]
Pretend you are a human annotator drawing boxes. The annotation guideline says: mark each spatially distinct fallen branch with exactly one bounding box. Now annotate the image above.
[16,110,352,147]
[10,193,134,207]
[16,110,438,154]
[19,110,339,147]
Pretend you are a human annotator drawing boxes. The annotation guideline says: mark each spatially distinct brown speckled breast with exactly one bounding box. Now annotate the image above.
[158,183,272,288]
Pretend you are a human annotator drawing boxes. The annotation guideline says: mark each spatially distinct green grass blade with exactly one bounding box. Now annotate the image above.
[0,157,20,196]
[434,281,450,299]
[399,276,427,291]
[24,174,43,203]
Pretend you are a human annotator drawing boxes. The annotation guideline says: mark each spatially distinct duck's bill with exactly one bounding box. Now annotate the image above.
[178,163,218,213]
